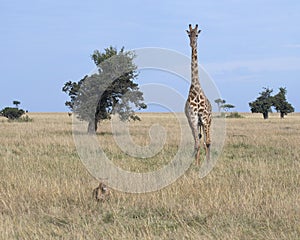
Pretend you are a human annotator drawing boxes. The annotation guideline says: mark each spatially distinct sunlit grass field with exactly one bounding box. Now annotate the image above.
[1,112,300,239]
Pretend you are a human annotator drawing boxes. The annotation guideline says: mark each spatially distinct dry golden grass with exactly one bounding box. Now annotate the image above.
[0,112,300,239]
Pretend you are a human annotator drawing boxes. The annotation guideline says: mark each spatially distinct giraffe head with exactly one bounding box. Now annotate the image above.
[186,24,201,48]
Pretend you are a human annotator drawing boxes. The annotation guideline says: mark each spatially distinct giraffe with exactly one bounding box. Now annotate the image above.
[185,24,212,165]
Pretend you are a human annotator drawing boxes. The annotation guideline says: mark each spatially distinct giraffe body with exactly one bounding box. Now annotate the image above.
[185,24,212,165]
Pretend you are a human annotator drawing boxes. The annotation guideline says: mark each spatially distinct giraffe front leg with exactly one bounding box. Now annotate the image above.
[191,121,201,165]
[191,122,200,157]
[185,104,201,164]
[196,146,201,165]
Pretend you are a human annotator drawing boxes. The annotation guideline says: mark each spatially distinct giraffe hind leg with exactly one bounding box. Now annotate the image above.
[196,147,201,165]
[198,113,203,139]
[196,123,202,165]
[197,120,204,165]
[203,124,211,161]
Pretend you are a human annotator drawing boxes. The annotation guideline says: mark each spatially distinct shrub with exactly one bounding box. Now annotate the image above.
[226,112,244,118]
[0,107,25,120]
[10,115,33,122]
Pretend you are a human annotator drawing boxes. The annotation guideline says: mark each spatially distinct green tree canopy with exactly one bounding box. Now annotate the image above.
[249,87,295,119]
[273,87,294,118]
[62,46,147,133]
[249,87,273,119]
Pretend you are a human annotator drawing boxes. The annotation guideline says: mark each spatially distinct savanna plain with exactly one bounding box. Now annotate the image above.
[0,112,299,239]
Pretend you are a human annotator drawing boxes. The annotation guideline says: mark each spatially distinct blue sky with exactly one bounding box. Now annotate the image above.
[1,0,299,112]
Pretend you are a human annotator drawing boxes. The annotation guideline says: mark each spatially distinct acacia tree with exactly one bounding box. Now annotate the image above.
[62,46,147,133]
[214,98,226,112]
[273,87,294,118]
[249,87,273,119]
[13,100,20,108]
[222,104,235,112]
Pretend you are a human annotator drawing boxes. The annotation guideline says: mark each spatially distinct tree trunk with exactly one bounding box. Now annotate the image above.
[280,112,285,119]
[87,119,98,134]
[263,111,269,119]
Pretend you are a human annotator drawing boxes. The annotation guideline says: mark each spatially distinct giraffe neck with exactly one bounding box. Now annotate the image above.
[190,46,201,90]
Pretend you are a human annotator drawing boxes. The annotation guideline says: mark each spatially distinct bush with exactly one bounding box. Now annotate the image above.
[214,112,226,118]
[226,112,244,118]
[10,115,33,122]
[0,107,25,120]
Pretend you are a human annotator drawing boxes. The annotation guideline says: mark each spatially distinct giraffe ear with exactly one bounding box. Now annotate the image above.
[186,30,190,34]
[198,29,201,34]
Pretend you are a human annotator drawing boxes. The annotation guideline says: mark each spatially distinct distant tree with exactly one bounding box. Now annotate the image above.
[0,107,25,120]
[273,87,294,118]
[222,104,235,112]
[214,98,226,112]
[249,87,273,119]
[62,46,147,133]
[13,100,20,108]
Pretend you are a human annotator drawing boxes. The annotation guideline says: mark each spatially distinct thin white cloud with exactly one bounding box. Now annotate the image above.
[204,57,300,73]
